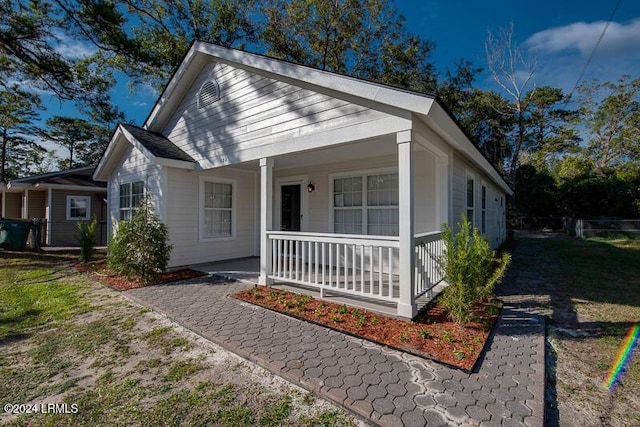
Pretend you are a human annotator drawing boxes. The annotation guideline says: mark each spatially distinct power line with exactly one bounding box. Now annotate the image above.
[564,0,623,105]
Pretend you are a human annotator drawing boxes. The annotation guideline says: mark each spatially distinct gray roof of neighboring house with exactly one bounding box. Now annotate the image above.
[122,124,196,163]
[9,166,106,189]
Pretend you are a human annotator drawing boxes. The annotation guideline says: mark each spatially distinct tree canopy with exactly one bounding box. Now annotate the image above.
[1,1,638,220]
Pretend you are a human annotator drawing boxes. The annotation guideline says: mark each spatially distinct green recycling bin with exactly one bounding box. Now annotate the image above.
[0,220,33,250]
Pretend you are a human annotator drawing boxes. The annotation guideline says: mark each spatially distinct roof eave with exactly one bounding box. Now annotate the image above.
[34,183,107,191]
[94,125,127,181]
[155,158,196,169]
[422,103,512,195]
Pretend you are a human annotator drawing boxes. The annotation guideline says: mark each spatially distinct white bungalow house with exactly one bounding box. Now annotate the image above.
[93,41,511,319]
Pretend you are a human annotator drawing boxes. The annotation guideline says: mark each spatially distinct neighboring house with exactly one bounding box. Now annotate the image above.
[0,167,108,246]
[94,41,512,318]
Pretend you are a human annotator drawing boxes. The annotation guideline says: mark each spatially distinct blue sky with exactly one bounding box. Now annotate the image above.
[45,0,640,127]
[395,0,640,93]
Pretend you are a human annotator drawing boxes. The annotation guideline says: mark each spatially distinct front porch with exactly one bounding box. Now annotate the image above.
[194,228,446,318]
[253,129,450,319]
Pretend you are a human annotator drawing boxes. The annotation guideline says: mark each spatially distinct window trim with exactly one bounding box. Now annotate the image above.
[329,167,399,236]
[481,182,487,235]
[119,180,145,221]
[466,171,475,227]
[66,195,91,221]
[199,176,236,242]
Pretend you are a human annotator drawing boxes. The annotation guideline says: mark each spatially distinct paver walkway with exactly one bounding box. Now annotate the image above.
[126,270,545,426]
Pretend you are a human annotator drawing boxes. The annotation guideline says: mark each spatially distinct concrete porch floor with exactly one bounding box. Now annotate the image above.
[191,257,444,317]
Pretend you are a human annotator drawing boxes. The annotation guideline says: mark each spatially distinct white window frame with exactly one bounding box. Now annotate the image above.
[66,195,91,221]
[119,181,144,221]
[481,182,487,235]
[329,167,399,236]
[466,172,475,227]
[199,176,236,242]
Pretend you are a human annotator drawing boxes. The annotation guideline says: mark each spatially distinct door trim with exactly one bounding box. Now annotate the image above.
[275,175,309,232]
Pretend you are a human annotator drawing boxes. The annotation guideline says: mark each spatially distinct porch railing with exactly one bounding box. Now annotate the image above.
[413,231,445,299]
[266,231,400,302]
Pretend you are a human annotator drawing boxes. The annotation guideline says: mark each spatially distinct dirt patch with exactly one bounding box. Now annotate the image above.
[75,259,205,291]
[232,286,501,372]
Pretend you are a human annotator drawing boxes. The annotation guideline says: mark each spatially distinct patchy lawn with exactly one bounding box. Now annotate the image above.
[0,251,362,426]
[233,286,501,372]
[513,235,640,427]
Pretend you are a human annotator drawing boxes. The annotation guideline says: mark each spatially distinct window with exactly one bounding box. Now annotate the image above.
[333,176,363,234]
[481,184,487,234]
[119,181,144,220]
[466,174,475,226]
[66,195,91,220]
[201,179,233,239]
[333,172,399,236]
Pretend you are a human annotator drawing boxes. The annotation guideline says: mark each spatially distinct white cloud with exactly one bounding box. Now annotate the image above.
[524,18,640,57]
[52,32,96,60]
[5,78,55,96]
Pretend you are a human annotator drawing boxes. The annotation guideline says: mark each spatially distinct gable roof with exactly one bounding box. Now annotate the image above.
[4,166,106,191]
[121,124,195,163]
[93,123,197,181]
[144,41,437,132]
[94,41,510,194]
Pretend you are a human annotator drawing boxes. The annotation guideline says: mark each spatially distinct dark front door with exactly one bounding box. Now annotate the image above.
[281,184,301,231]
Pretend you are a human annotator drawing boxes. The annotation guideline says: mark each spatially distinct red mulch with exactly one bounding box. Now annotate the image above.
[233,286,501,371]
[76,259,205,291]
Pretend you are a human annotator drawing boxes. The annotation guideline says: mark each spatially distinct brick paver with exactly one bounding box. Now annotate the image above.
[126,275,545,426]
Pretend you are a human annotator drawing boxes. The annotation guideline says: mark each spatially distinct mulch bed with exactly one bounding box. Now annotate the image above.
[76,259,205,291]
[233,286,502,371]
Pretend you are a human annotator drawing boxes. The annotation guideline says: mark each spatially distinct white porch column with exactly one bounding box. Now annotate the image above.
[259,157,274,285]
[397,130,417,318]
[23,189,30,219]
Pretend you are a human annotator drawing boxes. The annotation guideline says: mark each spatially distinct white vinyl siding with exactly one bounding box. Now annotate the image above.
[161,61,397,167]
[167,167,255,268]
[66,195,91,220]
[453,153,506,248]
[200,179,234,239]
[107,144,164,246]
[332,172,399,236]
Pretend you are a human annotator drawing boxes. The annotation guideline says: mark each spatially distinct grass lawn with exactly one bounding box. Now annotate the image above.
[0,251,361,426]
[516,235,640,426]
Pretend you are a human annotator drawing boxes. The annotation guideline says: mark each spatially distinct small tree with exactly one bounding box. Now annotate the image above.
[77,215,97,262]
[107,196,172,285]
[437,214,511,323]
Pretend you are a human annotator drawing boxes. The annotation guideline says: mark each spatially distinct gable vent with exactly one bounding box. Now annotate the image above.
[197,80,221,109]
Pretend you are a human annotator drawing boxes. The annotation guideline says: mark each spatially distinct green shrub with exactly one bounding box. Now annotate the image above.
[107,196,172,285]
[437,214,510,323]
[77,216,98,262]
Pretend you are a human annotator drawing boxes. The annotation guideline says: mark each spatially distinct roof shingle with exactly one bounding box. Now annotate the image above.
[122,124,195,163]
